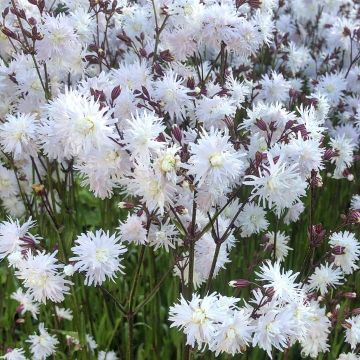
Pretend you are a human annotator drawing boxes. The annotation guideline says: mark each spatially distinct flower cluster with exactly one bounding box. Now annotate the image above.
[0,0,359,358]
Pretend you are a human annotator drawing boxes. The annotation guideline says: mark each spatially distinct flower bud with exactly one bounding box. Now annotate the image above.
[172,125,182,143]
[228,279,251,288]
[255,118,267,131]
[343,292,357,299]
[352,308,360,315]
[308,224,326,247]
[64,264,75,277]
[346,210,360,224]
[118,202,134,209]
[342,321,352,329]
[332,245,346,255]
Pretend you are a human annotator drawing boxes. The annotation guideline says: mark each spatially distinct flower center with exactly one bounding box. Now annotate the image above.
[160,154,176,172]
[226,327,236,340]
[28,272,48,287]
[192,308,207,324]
[324,84,335,94]
[209,152,224,168]
[95,248,109,263]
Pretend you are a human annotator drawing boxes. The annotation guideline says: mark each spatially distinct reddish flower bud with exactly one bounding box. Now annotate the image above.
[265,287,275,298]
[323,148,337,160]
[111,85,121,101]
[16,304,24,314]
[343,26,351,37]
[352,308,360,315]
[332,245,346,255]
[172,125,182,143]
[139,48,147,57]
[229,279,251,288]
[342,321,352,329]
[308,224,326,247]
[347,210,360,224]
[343,292,357,299]
[159,49,175,62]
[255,118,267,131]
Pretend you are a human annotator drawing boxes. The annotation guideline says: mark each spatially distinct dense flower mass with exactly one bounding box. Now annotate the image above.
[0,0,359,359]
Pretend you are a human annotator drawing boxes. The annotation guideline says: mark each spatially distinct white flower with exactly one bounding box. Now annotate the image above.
[70,230,127,286]
[307,263,344,296]
[330,134,356,179]
[252,307,295,357]
[195,96,236,129]
[169,293,229,348]
[98,351,118,360]
[345,315,360,350]
[209,308,254,355]
[187,127,246,188]
[284,137,324,178]
[315,72,347,104]
[351,195,360,210]
[286,42,310,74]
[36,13,79,61]
[329,231,360,274]
[256,261,300,302]
[284,201,305,224]
[299,301,331,358]
[40,89,116,160]
[152,70,192,121]
[86,334,98,351]
[0,113,39,160]
[120,163,177,214]
[148,221,180,252]
[75,145,127,199]
[0,217,38,260]
[27,323,58,360]
[55,306,73,321]
[123,111,166,161]
[0,348,28,360]
[0,165,19,199]
[238,202,269,237]
[337,353,360,360]
[244,154,307,214]
[15,250,72,303]
[10,288,40,319]
[265,231,292,261]
[258,71,290,104]
[64,264,75,277]
[118,214,147,245]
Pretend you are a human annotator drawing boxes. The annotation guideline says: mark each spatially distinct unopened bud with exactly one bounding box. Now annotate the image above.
[229,279,251,288]
[332,245,346,255]
[265,287,275,298]
[172,125,182,143]
[64,264,75,277]
[308,224,326,247]
[342,321,352,329]
[343,26,351,37]
[343,292,357,299]
[175,205,187,215]
[284,120,295,130]
[118,202,134,209]
[111,85,121,101]
[347,210,360,224]
[255,118,267,131]
[323,148,337,160]
[352,308,360,315]
[16,304,24,314]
